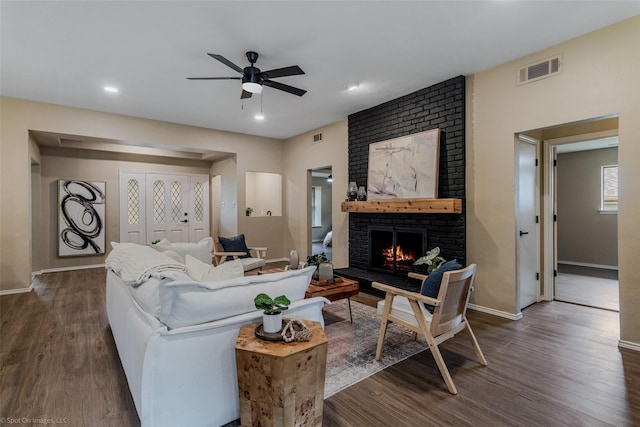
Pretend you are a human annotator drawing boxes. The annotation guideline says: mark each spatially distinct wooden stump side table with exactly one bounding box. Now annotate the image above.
[235,320,328,427]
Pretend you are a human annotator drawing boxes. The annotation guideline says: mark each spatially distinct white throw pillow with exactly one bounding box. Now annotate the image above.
[152,237,213,265]
[162,249,185,264]
[185,254,244,282]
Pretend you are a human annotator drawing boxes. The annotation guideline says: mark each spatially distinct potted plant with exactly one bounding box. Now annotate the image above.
[414,246,446,274]
[254,293,291,333]
[304,252,329,280]
[245,207,254,216]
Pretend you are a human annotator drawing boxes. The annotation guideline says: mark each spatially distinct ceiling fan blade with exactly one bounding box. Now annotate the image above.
[241,90,253,99]
[207,54,243,73]
[260,65,305,79]
[186,77,241,80]
[263,80,307,97]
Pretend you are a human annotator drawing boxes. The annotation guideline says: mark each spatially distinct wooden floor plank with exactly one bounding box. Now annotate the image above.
[1,266,639,427]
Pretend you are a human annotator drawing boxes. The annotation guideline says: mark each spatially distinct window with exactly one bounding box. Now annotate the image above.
[601,165,618,212]
[311,186,322,227]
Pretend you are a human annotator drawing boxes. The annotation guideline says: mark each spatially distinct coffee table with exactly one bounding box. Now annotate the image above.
[305,277,359,323]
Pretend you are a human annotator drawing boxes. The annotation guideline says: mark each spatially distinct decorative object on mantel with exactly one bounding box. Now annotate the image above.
[341,198,462,214]
[414,246,446,274]
[281,319,313,343]
[347,181,358,201]
[367,129,440,200]
[357,186,367,201]
[254,293,291,333]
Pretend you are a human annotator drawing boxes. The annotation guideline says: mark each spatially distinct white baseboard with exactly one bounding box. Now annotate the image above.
[618,340,640,352]
[40,263,105,274]
[557,260,618,271]
[0,285,33,296]
[467,303,523,320]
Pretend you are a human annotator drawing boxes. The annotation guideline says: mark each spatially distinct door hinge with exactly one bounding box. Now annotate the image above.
[554,269,558,277]
[553,159,557,167]
[536,272,539,281]
[553,214,557,222]
[535,215,539,223]
[535,158,539,166]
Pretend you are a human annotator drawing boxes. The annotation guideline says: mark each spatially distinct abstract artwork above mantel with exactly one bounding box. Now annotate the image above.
[366,129,440,200]
[58,179,106,257]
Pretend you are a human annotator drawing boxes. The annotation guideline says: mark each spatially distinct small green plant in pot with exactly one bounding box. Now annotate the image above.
[414,246,446,274]
[254,293,291,333]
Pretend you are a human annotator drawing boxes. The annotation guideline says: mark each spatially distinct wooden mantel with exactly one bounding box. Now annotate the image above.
[340,198,462,214]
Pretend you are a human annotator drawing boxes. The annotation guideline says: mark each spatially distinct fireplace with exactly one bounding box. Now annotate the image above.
[369,227,427,274]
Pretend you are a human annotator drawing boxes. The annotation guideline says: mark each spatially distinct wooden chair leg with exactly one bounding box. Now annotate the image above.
[409,300,457,395]
[411,331,418,341]
[375,293,395,360]
[464,320,488,366]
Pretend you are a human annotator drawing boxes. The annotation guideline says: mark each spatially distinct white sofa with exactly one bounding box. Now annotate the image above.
[105,243,325,427]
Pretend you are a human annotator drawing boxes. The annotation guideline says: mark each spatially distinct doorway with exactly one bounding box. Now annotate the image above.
[310,167,333,261]
[551,133,619,311]
[520,116,620,312]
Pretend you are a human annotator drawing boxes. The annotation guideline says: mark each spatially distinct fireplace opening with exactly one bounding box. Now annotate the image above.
[369,227,427,274]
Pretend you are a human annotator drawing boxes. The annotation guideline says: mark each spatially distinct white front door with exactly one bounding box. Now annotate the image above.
[120,172,210,244]
[188,175,210,242]
[146,173,190,243]
[119,171,146,244]
[517,139,539,311]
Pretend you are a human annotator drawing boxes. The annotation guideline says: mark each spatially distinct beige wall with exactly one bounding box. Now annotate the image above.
[283,120,348,267]
[0,97,283,291]
[39,150,211,270]
[467,16,639,344]
[557,148,618,267]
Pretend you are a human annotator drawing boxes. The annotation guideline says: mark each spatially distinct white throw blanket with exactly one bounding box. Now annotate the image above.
[106,243,187,287]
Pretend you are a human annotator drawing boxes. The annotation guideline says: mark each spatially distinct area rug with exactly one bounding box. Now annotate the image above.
[322,298,427,398]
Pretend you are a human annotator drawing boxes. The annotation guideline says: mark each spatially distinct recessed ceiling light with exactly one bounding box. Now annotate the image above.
[345,82,360,91]
[254,114,265,121]
[104,86,119,93]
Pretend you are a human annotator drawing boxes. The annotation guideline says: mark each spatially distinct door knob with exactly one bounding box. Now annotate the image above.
[180,219,188,223]
[519,230,529,236]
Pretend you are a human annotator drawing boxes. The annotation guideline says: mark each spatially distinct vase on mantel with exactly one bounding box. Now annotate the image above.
[347,182,358,201]
[357,186,367,201]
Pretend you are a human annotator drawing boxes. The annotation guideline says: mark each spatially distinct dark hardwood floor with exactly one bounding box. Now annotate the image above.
[1,266,639,426]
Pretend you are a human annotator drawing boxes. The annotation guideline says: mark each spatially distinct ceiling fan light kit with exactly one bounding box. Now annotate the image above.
[188,51,306,99]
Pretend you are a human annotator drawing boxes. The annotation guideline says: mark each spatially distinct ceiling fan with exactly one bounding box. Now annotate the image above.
[187,51,307,99]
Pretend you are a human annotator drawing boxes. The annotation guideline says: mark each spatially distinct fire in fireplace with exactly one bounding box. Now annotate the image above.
[369,227,427,274]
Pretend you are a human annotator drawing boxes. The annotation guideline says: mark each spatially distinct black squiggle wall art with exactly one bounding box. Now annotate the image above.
[58,180,106,257]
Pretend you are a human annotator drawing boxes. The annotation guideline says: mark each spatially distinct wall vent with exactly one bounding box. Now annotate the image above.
[313,133,323,142]
[518,55,561,85]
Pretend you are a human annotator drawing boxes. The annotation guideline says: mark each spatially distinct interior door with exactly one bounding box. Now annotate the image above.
[146,173,190,243]
[517,139,539,311]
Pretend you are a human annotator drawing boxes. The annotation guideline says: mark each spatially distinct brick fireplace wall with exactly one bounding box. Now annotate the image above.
[347,75,466,270]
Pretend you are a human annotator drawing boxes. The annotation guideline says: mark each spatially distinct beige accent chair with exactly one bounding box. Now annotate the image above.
[213,237,267,273]
[373,264,487,394]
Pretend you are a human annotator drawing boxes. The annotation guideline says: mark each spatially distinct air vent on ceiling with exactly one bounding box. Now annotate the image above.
[313,133,323,142]
[518,55,561,85]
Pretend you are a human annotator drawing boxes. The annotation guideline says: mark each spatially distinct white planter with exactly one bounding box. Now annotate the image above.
[262,312,283,333]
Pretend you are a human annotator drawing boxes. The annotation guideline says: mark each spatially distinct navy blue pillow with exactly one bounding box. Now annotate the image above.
[218,234,251,260]
[420,259,462,313]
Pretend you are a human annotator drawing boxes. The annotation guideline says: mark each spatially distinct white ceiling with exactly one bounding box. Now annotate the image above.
[2,1,639,142]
